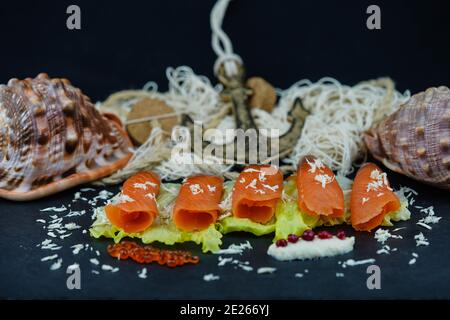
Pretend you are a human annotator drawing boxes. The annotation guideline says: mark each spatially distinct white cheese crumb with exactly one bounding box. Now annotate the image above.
[238,265,253,272]
[65,222,81,230]
[71,244,85,255]
[203,274,220,281]
[262,184,279,192]
[306,157,325,173]
[36,219,46,224]
[336,272,345,277]
[207,184,216,193]
[416,222,432,230]
[50,258,63,270]
[145,193,156,200]
[41,254,58,262]
[118,193,134,203]
[217,256,233,266]
[294,273,304,278]
[101,264,119,272]
[361,197,370,204]
[92,270,100,274]
[314,174,334,188]
[409,258,417,265]
[215,241,253,255]
[40,205,67,212]
[374,228,403,244]
[414,232,429,246]
[67,263,80,271]
[245,179,257,189]
[137,268,148,279]
[342,258,375,268]
[257,267,276,274]
[239,178,246,184]
[255,189,266,194]
[189,184,204,195]
[90,258,100,265]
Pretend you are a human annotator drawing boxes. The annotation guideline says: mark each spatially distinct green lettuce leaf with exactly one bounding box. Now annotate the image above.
[216,216,275,236]
[381,189,411,226]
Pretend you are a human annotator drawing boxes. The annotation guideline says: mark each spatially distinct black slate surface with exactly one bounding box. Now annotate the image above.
[1,170,449,299]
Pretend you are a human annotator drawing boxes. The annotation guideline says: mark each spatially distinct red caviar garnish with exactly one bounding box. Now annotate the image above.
[107,240,200,268]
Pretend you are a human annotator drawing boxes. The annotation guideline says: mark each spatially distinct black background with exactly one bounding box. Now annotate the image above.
[0,0,449,98]
[1,0,450,300]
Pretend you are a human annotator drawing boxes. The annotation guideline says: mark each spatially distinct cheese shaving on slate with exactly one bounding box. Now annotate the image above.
[203,274,220,281]
[257,267,277,274]
[137,268,148,279]
[215,241,253,255]
[342,258,375,268]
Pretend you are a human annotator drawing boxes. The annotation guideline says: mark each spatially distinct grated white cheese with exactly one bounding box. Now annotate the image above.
[67,263,80,271]
[414,232,429,246]
[189,184,204,195]
[102,264,120,272]
[294,273,304,278]
[90,258,100,265]
[203,274,220,281]
[314,174,334,188]
[145,192,156,200]
[239,178,246,184]
[245,179,257,190]
[416,222,432,230]
[92,270,100,274]
[50,258,63,270]
[262,184,279,192]
[215,241,253,255]
[374,228,403,244]
[342,258,375,268]
[306,157,325,173]
[257,267,277,274]
[336,272,345,277]
[361,197,370,204]
[217,256,233,266]
[71,244,85,255]
[137,268,148,279]
[36,219,46,224]
[207,184,216,193]
[41,254,58,261]
[40,205,67,212]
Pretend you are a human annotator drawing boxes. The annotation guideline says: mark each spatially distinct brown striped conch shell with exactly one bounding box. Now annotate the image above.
[364,86,450,189]
[0,73,133,201]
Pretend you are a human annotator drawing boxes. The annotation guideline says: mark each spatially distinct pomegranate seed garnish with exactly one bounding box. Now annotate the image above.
[276,239,288,247]
[287,234,299,243]
[318,231,333,239]
[301,230,315,241]
[336,230,346,240]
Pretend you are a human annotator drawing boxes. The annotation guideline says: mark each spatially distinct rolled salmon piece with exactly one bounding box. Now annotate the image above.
[105,171,160,233]
[232,165,283,224]
[297,155,344,217]
[173,175,224,231]
[350,163,400,231]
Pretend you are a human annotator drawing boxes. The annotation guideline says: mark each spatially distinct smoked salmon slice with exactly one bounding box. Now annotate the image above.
[232,165,283,224]
[350,163,400,231]
[105,171,160,233]
[173,175,224,231]
[297,156,344,217]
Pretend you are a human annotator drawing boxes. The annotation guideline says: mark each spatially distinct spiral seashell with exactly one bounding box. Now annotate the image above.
[0,73,133,200]
[364,86,450,189]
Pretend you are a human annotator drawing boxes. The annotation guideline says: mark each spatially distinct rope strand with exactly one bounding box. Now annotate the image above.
[211,0,243,76]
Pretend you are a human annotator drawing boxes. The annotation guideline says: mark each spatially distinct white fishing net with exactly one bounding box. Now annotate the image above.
[97,65,410,184]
